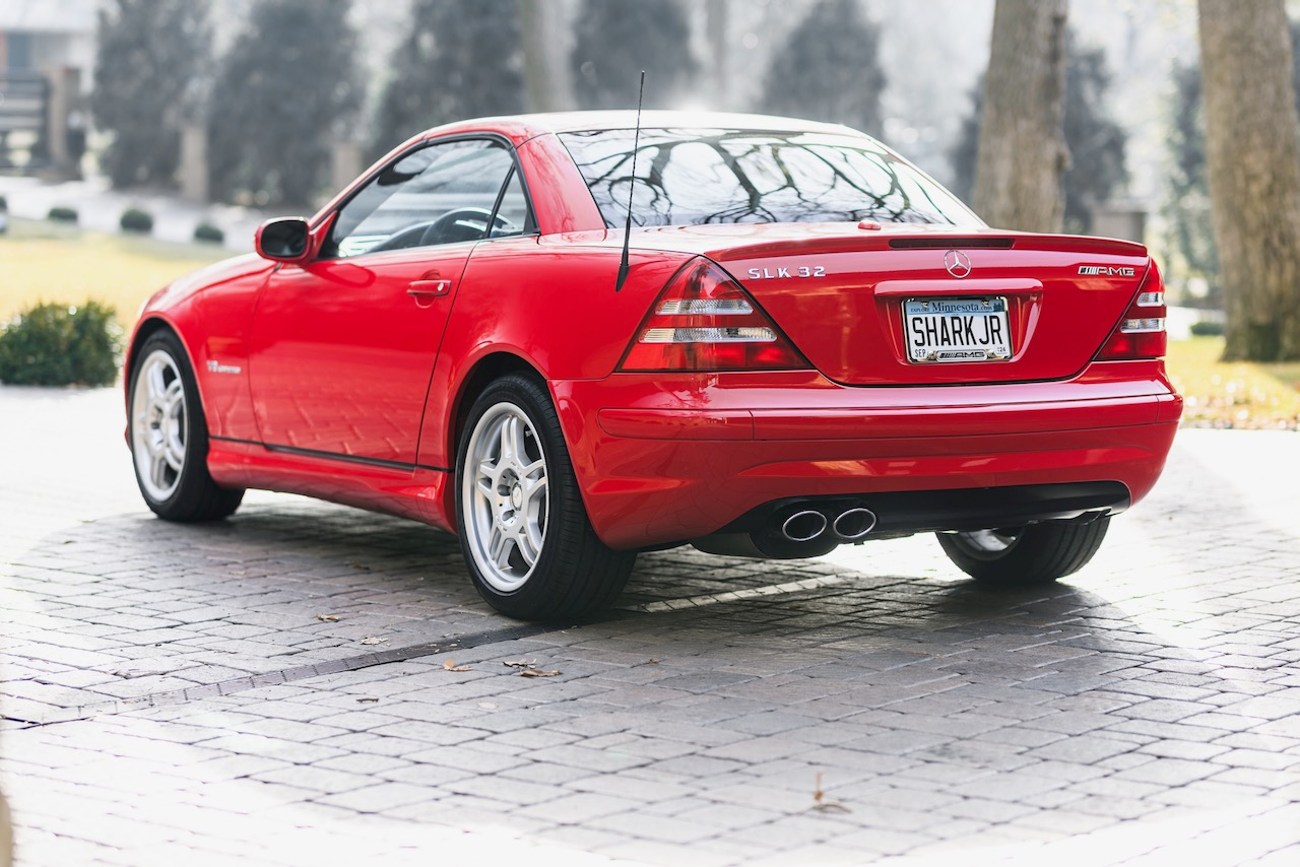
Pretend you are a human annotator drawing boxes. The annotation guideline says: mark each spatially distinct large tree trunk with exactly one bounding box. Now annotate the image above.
[519,0,574,112]
[972,0,1069,232]
[1198,0,1300,361]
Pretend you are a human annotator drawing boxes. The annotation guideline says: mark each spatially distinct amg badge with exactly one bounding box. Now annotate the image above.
[1078,265,1136,277]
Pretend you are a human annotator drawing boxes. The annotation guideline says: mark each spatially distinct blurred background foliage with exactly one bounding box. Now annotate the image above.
[80,0,1237,306]
[206,0,364,206]
[84,0,1138,210]
[372,0,525,161]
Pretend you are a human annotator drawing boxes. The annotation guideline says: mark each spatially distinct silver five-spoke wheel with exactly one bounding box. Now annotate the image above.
[127,330,244,522]
[454,374,635,621]
[462,402,549,593]
[132,349,188,502]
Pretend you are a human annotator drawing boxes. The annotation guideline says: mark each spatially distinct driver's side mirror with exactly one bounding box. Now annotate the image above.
[255,217,311,263]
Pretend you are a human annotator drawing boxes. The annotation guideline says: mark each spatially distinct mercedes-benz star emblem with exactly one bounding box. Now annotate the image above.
[944,249,973,279]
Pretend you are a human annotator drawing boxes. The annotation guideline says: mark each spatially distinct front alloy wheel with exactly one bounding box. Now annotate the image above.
[456,374,635,620]
[132,348,188,503]
[127,330,244,522]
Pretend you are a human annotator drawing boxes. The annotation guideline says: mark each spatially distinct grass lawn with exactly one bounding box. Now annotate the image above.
[0,218,228,328]
[1167,336,1300,430]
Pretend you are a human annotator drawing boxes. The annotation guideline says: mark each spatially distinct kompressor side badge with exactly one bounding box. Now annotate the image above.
[1079,266,1137,277]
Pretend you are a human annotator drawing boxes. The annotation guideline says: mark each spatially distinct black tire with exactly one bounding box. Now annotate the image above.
[127,330,244,522]
[455,373,635,621]
[936,517,1110,587]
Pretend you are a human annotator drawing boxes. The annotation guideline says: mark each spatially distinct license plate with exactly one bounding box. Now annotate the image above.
[904,297,1011,363]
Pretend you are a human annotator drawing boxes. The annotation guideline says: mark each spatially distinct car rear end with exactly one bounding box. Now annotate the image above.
[547,121,1181,564]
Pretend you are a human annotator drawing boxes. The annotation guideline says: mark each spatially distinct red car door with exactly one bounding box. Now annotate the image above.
[249,138,522,467]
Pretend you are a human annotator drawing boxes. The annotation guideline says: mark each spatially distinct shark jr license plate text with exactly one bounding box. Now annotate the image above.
[904,296,1011,363]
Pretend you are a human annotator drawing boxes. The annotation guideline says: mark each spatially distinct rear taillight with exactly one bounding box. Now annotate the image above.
[1098,261,1167,360]
[618,258,810,371]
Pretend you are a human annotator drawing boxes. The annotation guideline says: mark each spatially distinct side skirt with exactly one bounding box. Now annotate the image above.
[207,437,454,531]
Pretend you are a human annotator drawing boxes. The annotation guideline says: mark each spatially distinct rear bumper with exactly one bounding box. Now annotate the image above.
[715,481,1131,538]
[552,362,1182,550]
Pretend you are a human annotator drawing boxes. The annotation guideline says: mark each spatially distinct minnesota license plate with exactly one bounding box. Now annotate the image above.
[904,297,1011,363]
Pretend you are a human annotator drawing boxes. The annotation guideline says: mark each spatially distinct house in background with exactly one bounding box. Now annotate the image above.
[0,0,96,175]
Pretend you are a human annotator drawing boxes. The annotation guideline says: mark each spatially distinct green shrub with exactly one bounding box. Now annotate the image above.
[0,301,122,386]
[193,222,225,244]
[119,207,154,234]
[0,194,8,210]
[47,206,78,223]
[1190,320,1225,337]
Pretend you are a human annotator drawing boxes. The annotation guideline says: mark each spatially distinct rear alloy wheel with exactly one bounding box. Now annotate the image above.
[936,517,1110,587]
[456,373,635,621]
[128,330,244,522]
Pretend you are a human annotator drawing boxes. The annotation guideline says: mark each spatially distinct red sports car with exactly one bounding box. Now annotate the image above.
[125,111,1181,620]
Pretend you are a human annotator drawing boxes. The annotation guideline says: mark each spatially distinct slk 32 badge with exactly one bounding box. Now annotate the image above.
[747,265,827,279]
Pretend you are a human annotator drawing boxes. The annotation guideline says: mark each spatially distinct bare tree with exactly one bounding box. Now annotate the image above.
[972,0,1068,232]
[705,0,729,107]
[1198,0,1300,361]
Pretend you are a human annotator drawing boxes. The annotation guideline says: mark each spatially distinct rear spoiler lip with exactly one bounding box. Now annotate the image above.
[555,223,1151,262]
[703,231,1149,263]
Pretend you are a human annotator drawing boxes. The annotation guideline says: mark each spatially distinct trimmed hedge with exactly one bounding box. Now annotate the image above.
[1189,320,1225,337]
[120,207,154,234]
[193,222,225,244]
[47,206,78,223]
[0,301,122,386]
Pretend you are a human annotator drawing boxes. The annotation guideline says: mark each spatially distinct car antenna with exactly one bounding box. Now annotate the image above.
[615,70,646,293]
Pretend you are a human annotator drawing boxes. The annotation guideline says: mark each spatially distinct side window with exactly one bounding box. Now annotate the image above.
[324,139,518,259]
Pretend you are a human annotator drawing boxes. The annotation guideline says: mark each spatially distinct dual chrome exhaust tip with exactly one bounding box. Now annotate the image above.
[780,507,876,543]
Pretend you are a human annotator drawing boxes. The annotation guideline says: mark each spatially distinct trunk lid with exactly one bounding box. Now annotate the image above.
[645,224,1150,385]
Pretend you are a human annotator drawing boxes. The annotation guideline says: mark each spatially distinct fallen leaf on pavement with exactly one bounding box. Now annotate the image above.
[810,771,850,813]
[503,658,559,677]
[360,636,387,646]
[315,613,340,622]
[443,659,471,672]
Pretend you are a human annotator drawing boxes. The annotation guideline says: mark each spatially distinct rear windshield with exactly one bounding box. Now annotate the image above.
[558,128,982,228]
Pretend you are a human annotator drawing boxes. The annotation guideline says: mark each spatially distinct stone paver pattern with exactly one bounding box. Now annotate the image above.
[2,385,1299,866]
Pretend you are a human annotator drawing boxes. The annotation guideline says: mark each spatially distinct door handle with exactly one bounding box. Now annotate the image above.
[407,279,451,308]
[408,279,452,297]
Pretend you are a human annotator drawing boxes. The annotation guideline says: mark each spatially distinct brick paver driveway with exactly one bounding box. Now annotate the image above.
[3,385,1298,866]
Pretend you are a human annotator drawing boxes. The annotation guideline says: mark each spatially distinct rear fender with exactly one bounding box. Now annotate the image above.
[415,240,688,473]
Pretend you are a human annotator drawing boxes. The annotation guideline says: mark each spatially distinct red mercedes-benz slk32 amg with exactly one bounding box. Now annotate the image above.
[125,111,1181,620]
